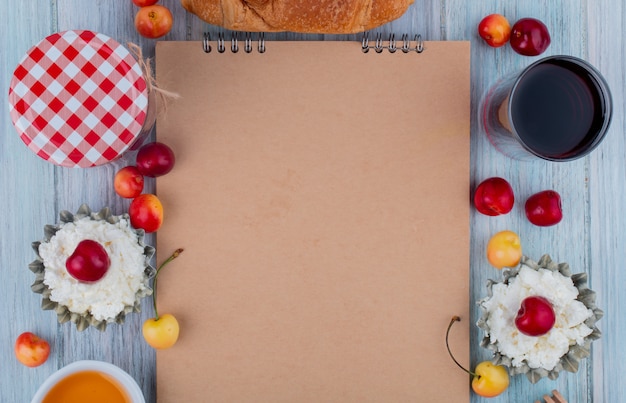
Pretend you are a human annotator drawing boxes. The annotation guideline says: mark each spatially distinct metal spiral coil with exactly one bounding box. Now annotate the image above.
[202,32,266,54]
[361,33,424,54]
[203,32,421,54]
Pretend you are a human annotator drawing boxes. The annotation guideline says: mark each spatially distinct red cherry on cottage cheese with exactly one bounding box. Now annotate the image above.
[65,240,110,282]
[515,296,556,336]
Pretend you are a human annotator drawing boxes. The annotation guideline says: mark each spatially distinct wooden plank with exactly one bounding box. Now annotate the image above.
[0,0,623,402]
[0,1,58,401]
[447,1,596,403]
[587,1,626,403]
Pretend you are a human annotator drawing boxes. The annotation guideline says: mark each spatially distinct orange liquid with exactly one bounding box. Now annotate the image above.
[42,370,130,403]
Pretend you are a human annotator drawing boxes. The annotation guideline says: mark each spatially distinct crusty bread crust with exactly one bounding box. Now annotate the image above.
[181,0,414,33]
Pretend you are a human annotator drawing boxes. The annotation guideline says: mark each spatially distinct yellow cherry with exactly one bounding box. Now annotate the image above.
[486,230,522,269]
[446,316,510,398]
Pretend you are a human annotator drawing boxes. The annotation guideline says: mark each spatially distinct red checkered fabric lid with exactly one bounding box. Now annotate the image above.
[8,30,149,168]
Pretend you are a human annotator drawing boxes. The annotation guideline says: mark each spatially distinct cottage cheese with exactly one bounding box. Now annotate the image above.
[39,217,147,322]
[480,265,594,371]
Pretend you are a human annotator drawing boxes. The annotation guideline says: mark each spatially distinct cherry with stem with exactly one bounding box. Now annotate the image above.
[151,248,183,321]
[446,316,478,378]
[446,315,510,397]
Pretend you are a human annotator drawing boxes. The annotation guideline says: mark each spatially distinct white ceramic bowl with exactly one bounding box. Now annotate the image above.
[31,360,145,403]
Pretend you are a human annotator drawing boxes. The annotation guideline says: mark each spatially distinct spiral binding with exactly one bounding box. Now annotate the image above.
[201,32,423,54]
[203,32,266,54]
[361,33,424,53]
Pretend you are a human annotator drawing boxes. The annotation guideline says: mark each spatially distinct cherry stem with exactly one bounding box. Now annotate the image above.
[446,316,478,378]
[152,248,183,321]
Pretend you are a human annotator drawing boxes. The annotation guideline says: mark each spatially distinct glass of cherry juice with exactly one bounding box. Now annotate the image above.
[481,55,612,161]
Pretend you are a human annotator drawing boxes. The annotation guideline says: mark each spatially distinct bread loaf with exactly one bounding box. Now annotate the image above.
[180,0,414,34]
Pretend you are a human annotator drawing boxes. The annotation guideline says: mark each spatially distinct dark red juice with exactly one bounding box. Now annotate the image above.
[510,58,609,159]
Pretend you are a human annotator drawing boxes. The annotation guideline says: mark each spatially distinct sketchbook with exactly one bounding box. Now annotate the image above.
[155,34,471,402]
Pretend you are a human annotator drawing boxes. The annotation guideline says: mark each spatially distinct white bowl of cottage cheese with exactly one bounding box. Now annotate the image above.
[30,204,155,331]
[477,255,603,383]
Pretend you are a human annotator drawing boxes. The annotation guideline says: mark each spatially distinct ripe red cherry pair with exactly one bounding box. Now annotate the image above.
[478,14,551,56]
[114,142,176,199]
[473,177,563,226]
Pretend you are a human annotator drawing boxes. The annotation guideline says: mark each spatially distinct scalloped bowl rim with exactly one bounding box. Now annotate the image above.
[31,360,145,403]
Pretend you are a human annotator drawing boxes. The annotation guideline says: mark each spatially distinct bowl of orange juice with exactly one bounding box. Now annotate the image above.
[31,360,144,403]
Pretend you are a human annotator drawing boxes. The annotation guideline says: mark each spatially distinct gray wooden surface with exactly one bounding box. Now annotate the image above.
[1,1,623,402]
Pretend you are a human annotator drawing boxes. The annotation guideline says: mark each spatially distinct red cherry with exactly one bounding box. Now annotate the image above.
[114,166,144,199]
[515,296,556,336]
[473,177,515,216]
[65,240,111,282]
[136,142,175,177]
[525,190,563,226]
[510,18,551,56]
[132,0,159,6]
[477,14,511,48]
[129,194,164,233]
